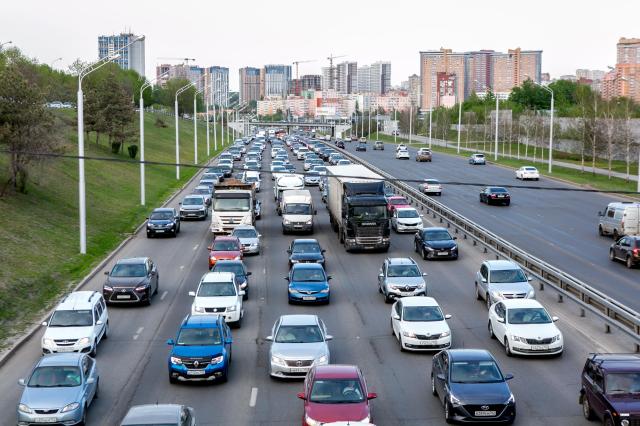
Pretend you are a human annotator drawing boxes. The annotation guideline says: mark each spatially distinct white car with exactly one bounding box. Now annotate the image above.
[390,296,451,351]
[396,149,410,160]
[515,166,540,181]
[418,178,442,196]
[396,144,407,152]
[488,298,563,356]
[391,207,423,233]
[189,272,244,327]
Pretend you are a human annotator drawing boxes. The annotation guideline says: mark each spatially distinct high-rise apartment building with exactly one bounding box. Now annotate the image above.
[420,49,466,109]
[156,64,171,86]
[491,48,542,93]
[264,65,292,98]
[407,74,420,106]
[205,66,229,107]
[301,74,322,92]
[336,61,358,94]
[239,67,261,103]
[98,33,145,76]
[357,65,371,93]
[371,61,392,94]
[606,37,640,103]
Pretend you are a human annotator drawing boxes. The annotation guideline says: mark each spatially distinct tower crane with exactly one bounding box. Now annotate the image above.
[157,57,196,65]
[292,59,317,80]
[327,54,346,90]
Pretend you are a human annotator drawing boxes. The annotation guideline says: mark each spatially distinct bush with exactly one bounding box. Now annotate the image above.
[110,142,121,154]
[127,144,138,159]
[155,117,168,128]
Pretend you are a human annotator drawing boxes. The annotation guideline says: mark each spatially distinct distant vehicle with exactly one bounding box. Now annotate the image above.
[396,144,407,152]
[336,140,345,148]
[17,353,99,426]
[281,190,315,233]
[167,314,232,383]
[355,141,367,152]
[271,165,288,180]
[515,166,540,180]
[147,207,180,238]
[386,195,411,213]
[469,153,486,165]
[179,195,208,220]
[207,236,243,269]
[488,298,563,357]
[373,141,384,150]
[378,257,427,303]
[254,199,262,220]
[189,272,244,327]
[210,179,255,234]
[391,130,400,135]
[416,148,432,162]
[120,404,196,426]
[431,349,516,424]
[103,257,159,306]
[395,148,410,159]
[304,171,321,186]
[231,225,261,255]
[242,171,261,192]
[274,174,304,205]
[475,260,535,310]
[336,159,351,166]
[211,260,251,299]
[480,186,511,206]
[609,235,640,268]
[297,365,377,425]
[598,202,640,240]
[288,239,326,268]
[192,185,213,206]
[391,296,452,351]
[579,353,640,425]
[266,314,331,378]
[418,178,442,196]
[414,227,458,260]
[383,183,395,201]
[286,263,331,304]
[391,207,423,233]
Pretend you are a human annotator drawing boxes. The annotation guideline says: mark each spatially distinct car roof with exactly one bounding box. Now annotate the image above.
[57,291,102,310]
[182,314,222,328]
[214,235,240,242]
[116,257,148,265]
[423,227,448,233]
[38,353,84,367]
[447,349,495,362]
[589,353,640,372]
[485,260,520,270]
[314,365,360,379]
[387,257,417,265]
[395,207,417,212]
[400,296,439,307]
[152,208,174,213]
[292,262,324,270]
[121,404,182,424]
[279,314,319,326]
[194,185,211,190]
[201,271,235,283]
[293,238,319,244]
[500,298,545,309]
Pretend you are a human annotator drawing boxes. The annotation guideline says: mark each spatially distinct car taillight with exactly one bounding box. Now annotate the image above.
[634,248,639,257]
[491,194,496,198]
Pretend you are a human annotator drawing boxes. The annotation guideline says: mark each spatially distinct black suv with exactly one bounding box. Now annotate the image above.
[103,257,159,305]
[609,236,640,269]
[580,353,640,426]
[147,208,180,238]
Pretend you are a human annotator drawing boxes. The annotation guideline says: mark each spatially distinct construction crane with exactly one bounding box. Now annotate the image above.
[327,54,346,90]
[292,59,317,80]
[157,57,196,66]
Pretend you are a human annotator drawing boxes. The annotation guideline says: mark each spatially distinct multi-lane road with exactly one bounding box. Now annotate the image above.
[346,141,640,312]
[0,140,631,425]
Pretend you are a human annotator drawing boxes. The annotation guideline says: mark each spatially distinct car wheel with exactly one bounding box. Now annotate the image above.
[422,247,428,260]
[169,375,178,384]
[399,336,406,352]
[102,321,109,340]
[445,400,454,424]
[220,366,229,383]
[154,279,159,295]
[609,250,616,261]
[431,374,438,396]
[504,338,513,357]
[627,256,635,269]
[414,240,419,253]
[78,406,87,426]
[604,417,615,426]
[384,290,393,304]
[505,201,510,206]
[613,230,620,241]
[486,294,492,310]
[599,226,605,236]
[378,283,383,294]
[581,394,594,420]
[89,341,97,357]
[488,321,495,339]
[475,283,482,300]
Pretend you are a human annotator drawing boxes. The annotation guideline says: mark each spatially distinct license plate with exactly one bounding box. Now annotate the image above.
[497,195,504,198]
[474,411,496,417]
[289,367,307,373]
[35,419,57,423]
[437,252,448,256]
[56,347,75,352]
[155,229,165,233]
[116,295,131,299]
[302,296,316,301]
[186,369,205,375]
[532,345,549,350]
[400,292,415,296]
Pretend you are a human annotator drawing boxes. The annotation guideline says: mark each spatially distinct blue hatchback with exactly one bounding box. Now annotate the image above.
[167,314,232,384]
[286,263,331,304]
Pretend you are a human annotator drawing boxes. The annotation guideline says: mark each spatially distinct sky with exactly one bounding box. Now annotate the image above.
[2,0,639,90]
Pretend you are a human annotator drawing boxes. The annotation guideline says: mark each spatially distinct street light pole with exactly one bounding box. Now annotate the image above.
[193,92,198,164]
[428,98,433,149]
[175,82,195,180]
[532,81,554,173]
[0,41,12,51]
[494,93,499,161]
[409,105,413,144]
[457,98,462,154]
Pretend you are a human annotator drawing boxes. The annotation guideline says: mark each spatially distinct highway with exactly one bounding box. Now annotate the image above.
[0,141,629,426]
[343,141,640,312]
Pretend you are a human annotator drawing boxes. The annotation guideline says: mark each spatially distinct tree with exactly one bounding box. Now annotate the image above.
[98,71,136,153]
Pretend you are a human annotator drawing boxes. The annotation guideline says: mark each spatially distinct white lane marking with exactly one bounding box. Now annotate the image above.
[160,291,168,300]
[133,327,144,340]
[249,387,258,407]
[193,244,199,251]
[263,267,266,274]
[180,265,185,270]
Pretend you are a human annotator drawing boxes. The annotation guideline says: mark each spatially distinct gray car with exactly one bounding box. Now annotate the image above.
[179,195,208,220]
[120,404,196,426]
[378,258,428,303]
[266,314,331,379]
[475,260,535,309]
[231,225,261,255]
[17,353,99,425]
[192,185,213,206]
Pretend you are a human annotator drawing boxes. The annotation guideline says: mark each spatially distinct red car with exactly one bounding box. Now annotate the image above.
[298,365,377,425]
[207,235,243,269]
[386,195,411,213]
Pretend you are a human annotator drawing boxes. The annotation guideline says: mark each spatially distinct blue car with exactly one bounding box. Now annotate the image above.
[286,263,331,304]
[167,314,232,384]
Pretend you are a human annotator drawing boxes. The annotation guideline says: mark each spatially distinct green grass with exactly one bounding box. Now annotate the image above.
[0,112,230,347]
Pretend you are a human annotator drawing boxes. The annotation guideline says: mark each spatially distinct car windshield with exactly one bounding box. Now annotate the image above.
[182,197,203,206]
[233,229,257,238]
[291,268,326,282]
[150,211,173,220]
[212,240,239,251]
[314,167,327,172]
[425,180,439,185]
[489,188,508,193]
[403,306,444,322]
[111,263,147,277]
[273,166,287,172]
[390,198,408,205]
[491,268,527,283]
[606,373,640,394]
[350,205,387,220]
[397,210,419,218]
[309,379,365,403]
[212,263,245,277]
[49,309,93,327]
[451,361,503,383]
[425,230,452,241]
[285,203,311,215]
[193,188,209,195]
[275,325,323,343]
[507,308,551,324]
[202,173,218,180]
[245,177,258,182]
[293,242,321,254]
[197,282,236,297]
[28,366,82,388]
[176,327,222,346]
[387,264,421,277]
[474,154,485,158]
[524,167,537,171]
[212,198,250,212]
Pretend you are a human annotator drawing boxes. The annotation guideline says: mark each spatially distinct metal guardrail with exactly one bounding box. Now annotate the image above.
[328,142,640,347]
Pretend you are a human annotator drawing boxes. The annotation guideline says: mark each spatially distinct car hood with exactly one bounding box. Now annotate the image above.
[290,253,324,262]
[396,217,422,225]
[290,281,329,291]
[306,401,369,423]
[171,344,224,358]
[423,240,457,249]
[106,276,148,287]
[400,320,450,336]
[210,251,242,259]
[489,282,533,294]
[606,395,640,413]
[21,386,82,409]
[506,323,559,338]
[148,219,174,225]
[283,214,312,222]
[271,342,328,359]
[193,296,239,308]
[449,381,511,404]
[181,205,205,210]
[389,204,411,210]
[386,277,426,287]
[237,237,259,245]
[43,326,94,340]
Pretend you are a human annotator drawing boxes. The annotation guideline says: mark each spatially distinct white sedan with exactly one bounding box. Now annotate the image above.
[396,149,410,160]
[391,207,423,233]
[391,297,452,351]
[418,178,442,196]
[488,298,563,357]
[515,166,540,180]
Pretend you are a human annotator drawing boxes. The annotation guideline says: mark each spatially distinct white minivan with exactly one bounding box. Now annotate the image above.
[598,202,640,239]
[274,174,304,206]
[281,190,315,233]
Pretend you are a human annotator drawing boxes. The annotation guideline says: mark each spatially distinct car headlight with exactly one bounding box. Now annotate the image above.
[451,244,458,250]
[402,331,416,338]
[316,355,329,365]
[77,337,90,345]
[305,414,321,426]
[505,393,515,404]
[417,283,426,289]
[18,403,33,414]
[170,356,182,364]
[211,355,224,364]
[135,284,149,292]
[320,288,330,293]
[288,286,297,293]
[283,219,290,225]
[552,334,562,343]
[103,285,113,292]
[511,335,527,343]
[306,220,312,225]
[528,289,536,298]
[449,393,463,406]
[193,306,204,313]
[60,402,80,413]
[271,355,287,367]
[491,290,503,300]
[441,331,451,338]
[227,305,237,312]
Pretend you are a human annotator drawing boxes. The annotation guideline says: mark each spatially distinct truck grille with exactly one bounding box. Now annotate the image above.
[355,226,383,245]
[220,216,245,225]
[285,359,314,367]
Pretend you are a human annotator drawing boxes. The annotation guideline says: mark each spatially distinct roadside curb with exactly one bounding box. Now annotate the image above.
[0,153,219,368]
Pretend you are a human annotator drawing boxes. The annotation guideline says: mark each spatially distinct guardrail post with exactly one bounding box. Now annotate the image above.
[635,343,640,353]
[558,294,563,303]
[483,247,487,254]
[539,282,544,291]
[605,324,611,334]
[473,240,477,246]
[463,233,467,239]
[495,255,500,260]
[580,308,585,317]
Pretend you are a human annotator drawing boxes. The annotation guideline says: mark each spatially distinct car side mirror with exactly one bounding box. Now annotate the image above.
[327,275,333,280]
[285,276,290,281]
[436,373,446,381]
[188,291,196,297]
[453,236,457,240]
[527,277,533,282]
[246,272,252,276]
[504,373,514,381]
[166,338,174,345]
[325,335,333,341]
[96,320,103,326]
[378,273,384,278]
[265,335,273,341]
[225,338,233,344]
[103,271,109,275]
[598,211,603,217]
[18,378,25,386]
[175,215,179,220]
[392,313,400,320]
[552,316,559,322]
[497,317,505,323]
[367,392,378,400]
[239,291,246,297]
[258,234,262,238]
[445,314,452,319]
[422,272,428,276]
[297,392,307,400]
[481,277,487,283]
[207,246,212,251]
[178,202,182,205]
[86,377,95,384]
[286,249,292,254]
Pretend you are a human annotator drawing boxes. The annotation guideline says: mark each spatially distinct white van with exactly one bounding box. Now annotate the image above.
[274,174,304,206]
[598,202,640,239]
[242,171,261,192]
[281,190,315,233]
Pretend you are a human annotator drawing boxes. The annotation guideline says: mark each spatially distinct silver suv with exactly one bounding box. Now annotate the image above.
[475,260,535,309]
[378,258,427,303]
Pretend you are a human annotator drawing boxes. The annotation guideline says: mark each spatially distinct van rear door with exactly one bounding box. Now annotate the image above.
[623,205,640,236]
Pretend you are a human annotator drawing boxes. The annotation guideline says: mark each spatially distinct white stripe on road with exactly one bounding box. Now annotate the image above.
[133,327,144,340]
[180,265,185,270]
[193,244,199,251]
[160,291,168,301]
[249,387,258,407]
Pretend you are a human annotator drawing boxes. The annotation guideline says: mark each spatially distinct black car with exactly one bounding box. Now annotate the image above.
[211,260,252,300]
[147,208,180,238]
[288,239,326,268]
[103,257,159,305]
[414,227,458,260]
[431,349,516,424]
[609,235,640,268]
[480,187,511,206]
[336,140,345,149]
[356,142,367,151]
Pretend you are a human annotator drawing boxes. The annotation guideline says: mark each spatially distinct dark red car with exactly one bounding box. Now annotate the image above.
[386,195,411,213]
[298,364,377,425]
[207,236,243,269]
